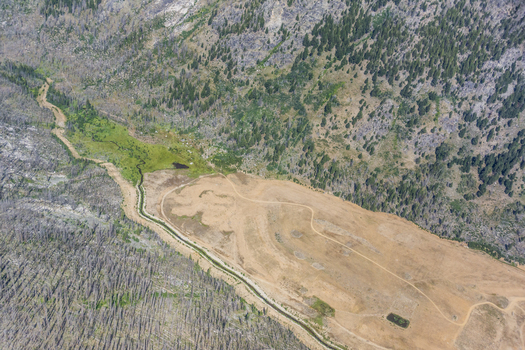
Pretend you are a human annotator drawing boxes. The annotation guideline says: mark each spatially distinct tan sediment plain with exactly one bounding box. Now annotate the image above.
[147,171,525,350]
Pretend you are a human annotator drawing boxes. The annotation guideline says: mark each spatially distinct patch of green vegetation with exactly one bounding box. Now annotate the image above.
[152,15,166,30]
[177,212,208,226]
[304,82,344,111]
[211,151,242,174]
[373,7,391,30]
[111,291,139,308]
[311,296,335,323]
[386,313,410,328]
[258,39,287,68]
[179,4,215,42]
[313,315,324,325]
[457,173,477,194]
[121,230,132,243]
[434,97,441,122]
[153,291,178,298]
[64,105,211,183]
[95,299,108,310]
[191,212,208,227]
[468,241,504,260]
[199,190,212,198]
[381,161,401,177]
[183,5,211,24]
[180,20,206,41]
[449,199,464,213]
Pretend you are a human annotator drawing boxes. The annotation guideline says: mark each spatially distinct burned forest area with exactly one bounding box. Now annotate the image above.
[2,0,525,348]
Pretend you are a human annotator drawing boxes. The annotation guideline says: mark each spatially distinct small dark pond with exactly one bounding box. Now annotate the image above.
[173,162,189,169]
[387,313,410,328]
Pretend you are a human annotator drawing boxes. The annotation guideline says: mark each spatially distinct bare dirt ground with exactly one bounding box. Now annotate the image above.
[146,171,525,350]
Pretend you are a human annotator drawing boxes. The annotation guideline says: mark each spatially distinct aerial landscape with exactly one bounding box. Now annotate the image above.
[1,0,525,348]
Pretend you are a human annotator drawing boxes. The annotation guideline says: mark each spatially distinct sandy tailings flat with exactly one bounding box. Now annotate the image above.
[145,172,525,350]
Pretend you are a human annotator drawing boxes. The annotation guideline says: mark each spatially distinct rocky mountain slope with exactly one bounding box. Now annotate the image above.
[2,0,525,261]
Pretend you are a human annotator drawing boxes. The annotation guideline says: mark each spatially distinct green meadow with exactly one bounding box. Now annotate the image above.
[65,105,211,183]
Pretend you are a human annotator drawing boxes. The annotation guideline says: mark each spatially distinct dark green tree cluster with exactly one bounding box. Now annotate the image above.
[208,44,231,61]
[208,44,239,79]
[416,2,503,84]
[300,0,514,95]
[118,26,147,51]
[224,101,311,166]
[341,162,448,230]
[217,0,267,37]
[41,0,102,17]
[417,98,431,116]
[303,6,372,63]
[498,82,525,120]
[161,73,216,113]
[487,64,520,104]
[252,61,312,115]
[308,153,341,189]
[0,61,44,97]
[207,8,218,25]
[302,6,407,88]
[501,14,525,48]
[450,129,525,198]
[47,84,72,108]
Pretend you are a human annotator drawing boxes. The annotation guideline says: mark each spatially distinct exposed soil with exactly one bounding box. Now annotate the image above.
[37,80,66,128]
[148,171,525,350]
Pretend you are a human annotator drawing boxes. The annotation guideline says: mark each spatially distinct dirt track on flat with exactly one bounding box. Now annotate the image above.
[150,171,525,350]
